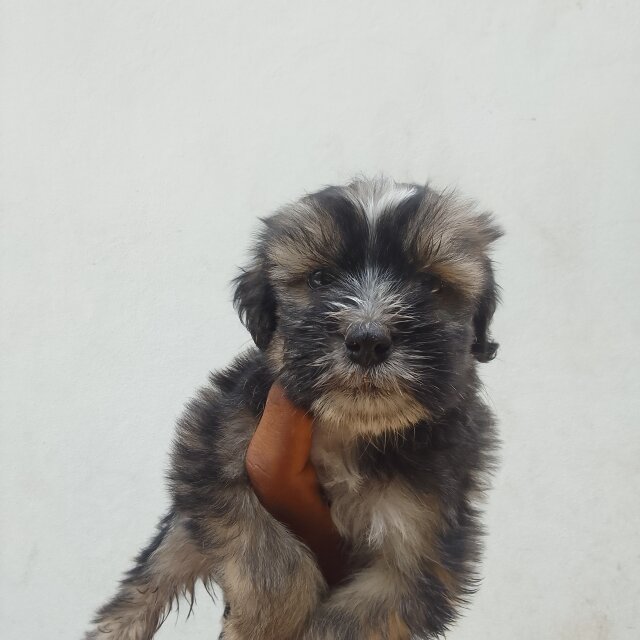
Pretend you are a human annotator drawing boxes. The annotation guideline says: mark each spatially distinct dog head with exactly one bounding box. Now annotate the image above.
[234,178,502,437]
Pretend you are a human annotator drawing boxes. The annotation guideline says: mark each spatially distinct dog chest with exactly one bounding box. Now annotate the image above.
[310,428,432,552]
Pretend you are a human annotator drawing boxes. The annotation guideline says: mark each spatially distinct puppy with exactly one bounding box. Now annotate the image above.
[85,177,502,640]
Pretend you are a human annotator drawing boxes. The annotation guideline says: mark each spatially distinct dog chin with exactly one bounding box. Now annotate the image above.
[310,387,429,439]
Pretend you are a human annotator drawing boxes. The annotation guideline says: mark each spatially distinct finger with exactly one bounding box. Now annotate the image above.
[263,384,311,427]
[260,382,313,448]
[252,383,313,472]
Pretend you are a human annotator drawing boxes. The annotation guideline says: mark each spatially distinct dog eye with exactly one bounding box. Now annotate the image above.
[308,269,335,289]
[422,273,444,294]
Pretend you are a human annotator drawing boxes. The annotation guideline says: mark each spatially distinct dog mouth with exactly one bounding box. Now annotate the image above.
[319,359,410,396]
[349,368,392,390]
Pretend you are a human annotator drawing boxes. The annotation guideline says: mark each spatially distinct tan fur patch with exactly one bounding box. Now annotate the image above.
[407,190,499,300]
[387,611,412,640]
[266,202,342,284]
[369,612,412,640]
[265,331,285,373]
[312,389,429,438]
[427,256,486,299]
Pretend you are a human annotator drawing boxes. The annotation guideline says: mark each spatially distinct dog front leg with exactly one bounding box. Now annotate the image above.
[209,488,327,640]
[301,557,456,640]
[84,511,210,640]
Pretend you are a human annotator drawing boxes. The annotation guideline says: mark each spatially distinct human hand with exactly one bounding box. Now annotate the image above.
[245,384,348,586]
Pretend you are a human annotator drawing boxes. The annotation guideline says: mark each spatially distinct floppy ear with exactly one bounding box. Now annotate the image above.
[232,255,277,350]
[471,259,500,363]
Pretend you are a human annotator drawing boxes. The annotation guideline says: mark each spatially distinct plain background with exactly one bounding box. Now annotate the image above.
[2,1,639,638]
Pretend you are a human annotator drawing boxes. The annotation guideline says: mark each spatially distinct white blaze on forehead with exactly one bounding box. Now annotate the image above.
[266,178,418,283]
[345,177,418,219]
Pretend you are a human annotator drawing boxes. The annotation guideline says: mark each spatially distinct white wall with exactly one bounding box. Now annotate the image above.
[1,1,639,638]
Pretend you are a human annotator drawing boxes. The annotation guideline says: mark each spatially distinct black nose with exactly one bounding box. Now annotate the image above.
[344,323,392,367]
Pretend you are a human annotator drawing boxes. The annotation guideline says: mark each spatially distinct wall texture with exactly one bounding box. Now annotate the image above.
[1,1,639,638]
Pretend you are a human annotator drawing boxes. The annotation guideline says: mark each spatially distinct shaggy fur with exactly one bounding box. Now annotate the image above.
[85,177,502,640]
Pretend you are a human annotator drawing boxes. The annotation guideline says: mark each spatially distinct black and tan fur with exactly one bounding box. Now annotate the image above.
[85,177,502,640]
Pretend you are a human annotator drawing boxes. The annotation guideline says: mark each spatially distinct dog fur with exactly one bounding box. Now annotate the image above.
[84,177,502,640]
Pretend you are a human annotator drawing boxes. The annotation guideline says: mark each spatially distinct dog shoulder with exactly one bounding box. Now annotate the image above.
[169,349,273,505]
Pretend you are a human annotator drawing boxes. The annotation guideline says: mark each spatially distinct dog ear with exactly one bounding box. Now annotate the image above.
[471,260,500,363]
[233,255,277,350]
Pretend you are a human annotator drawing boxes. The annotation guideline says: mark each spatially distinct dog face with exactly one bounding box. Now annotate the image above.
[234,178,501,436]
